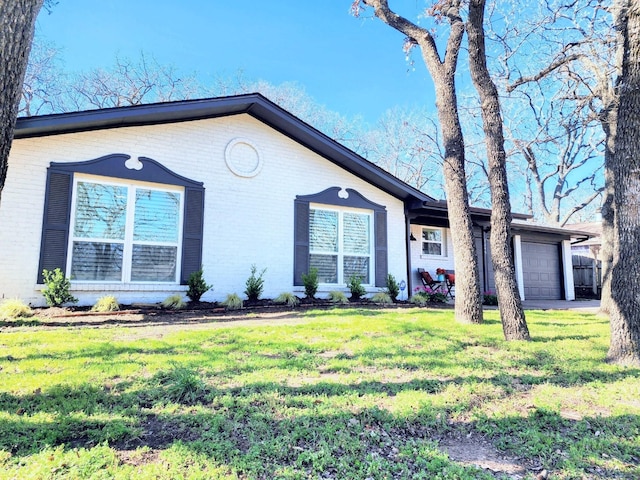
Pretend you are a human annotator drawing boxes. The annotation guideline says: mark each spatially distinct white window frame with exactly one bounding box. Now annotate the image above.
[421,227,446,258]
[67,174,184,284]
[309,204,374,286]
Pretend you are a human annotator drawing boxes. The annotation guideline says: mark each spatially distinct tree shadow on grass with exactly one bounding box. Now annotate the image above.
[0,377,637,479]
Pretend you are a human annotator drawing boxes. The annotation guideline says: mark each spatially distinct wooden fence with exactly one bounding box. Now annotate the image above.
[572,255,601,297]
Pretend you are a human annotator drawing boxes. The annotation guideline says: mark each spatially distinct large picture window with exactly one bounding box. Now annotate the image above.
[309,206,372,284]
[69,176,183,283]
[38,154,204,287]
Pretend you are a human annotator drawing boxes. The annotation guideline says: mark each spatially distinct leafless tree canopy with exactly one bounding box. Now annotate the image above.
[491,0,614,225]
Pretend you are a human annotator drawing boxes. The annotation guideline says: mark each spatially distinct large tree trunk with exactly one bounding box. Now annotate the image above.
[599,5,623,317]
[432,70,484,325]
[0,0,43,202]
[467,0,529,340]
[599,116,616,315]
[608,0,640,366]
[361,0,483,324]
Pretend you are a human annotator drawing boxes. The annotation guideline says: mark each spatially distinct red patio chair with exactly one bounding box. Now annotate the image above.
[418,268,440,290]
[444,272,455,298]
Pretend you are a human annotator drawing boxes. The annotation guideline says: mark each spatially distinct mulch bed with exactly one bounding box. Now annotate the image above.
[4,298,452,329]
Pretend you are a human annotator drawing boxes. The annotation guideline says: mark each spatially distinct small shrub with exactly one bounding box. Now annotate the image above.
[0,298,33,320]
[301,268,319,299]
[410,292,430,306]
[327,290,349,304]
[91,295,119,313]
[161,294,186,310]
[483,291,498,306]
[386,273,400,302]
[347,274,366,301]
[371,292,393,305]
[186,268,213,302]
[274,292,300,307]
[222,293,243,310]
[157,364,207,405]
[42,268,78,307]
[431,292,448,303]
[244,265,266,302]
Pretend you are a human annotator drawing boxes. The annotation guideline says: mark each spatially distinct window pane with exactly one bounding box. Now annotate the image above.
[310,254,338,283]
[131,245,177,282]
[422,243,443,256]
[71,241,123,281]
[422,229,442,242]
[310,209,338,252]
[344,256,369,284]
[74,182,127,239]
[134,189,181,242]
[343,212,370,254]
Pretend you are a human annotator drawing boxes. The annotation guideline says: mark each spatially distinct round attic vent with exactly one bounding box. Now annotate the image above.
[224,138,263,178]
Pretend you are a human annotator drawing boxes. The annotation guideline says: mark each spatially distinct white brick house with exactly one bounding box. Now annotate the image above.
[1,94,584,307]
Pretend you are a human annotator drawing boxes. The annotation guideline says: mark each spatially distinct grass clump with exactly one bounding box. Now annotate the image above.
[161,294,185,310]
[222,293,243,310]
[156,364,208,405]
[91,295,119,313]
[371,291,393,305]
[410,291,430,306]
[0,298,33,319]
[327,290,349,304]
[274,292,300,307]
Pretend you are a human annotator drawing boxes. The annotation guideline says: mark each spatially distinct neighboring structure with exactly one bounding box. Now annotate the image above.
[0,94,589,306]
[568,222,602,298]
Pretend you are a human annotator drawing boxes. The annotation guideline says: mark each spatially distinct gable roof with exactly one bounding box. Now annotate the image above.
[14,93,435,204]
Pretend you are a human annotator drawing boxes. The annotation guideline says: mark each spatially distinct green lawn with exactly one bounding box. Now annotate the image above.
[0,307,638,479]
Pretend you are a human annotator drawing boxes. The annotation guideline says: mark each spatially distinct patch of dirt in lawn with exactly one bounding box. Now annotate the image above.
[439,434,532,478]
[116,448,160,467]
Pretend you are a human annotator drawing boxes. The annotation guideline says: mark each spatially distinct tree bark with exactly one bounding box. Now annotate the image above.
[361,0,483,324]
[0,0,43,202]
[608,0,640,366]
[599,110,616,315]
[467,0,530,340]
[599,2,623,317]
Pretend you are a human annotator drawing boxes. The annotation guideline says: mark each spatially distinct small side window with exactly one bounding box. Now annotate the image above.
[422,227,445,256]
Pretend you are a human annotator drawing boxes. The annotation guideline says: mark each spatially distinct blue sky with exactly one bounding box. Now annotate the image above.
[35,1,438,125]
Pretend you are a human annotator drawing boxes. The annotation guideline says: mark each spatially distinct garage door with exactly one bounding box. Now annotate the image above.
[521,242,562,300]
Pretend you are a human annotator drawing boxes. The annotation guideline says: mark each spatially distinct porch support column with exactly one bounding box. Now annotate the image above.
[513,234,525,300]
[562,239,576,301]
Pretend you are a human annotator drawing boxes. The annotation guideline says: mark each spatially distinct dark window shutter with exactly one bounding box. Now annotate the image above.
[374,209,388,287]
[37,170,73,283]
[180,186,205,285]
[293,199,310,285]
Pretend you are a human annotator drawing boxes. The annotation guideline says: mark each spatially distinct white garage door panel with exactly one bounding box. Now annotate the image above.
[521,242,562,300]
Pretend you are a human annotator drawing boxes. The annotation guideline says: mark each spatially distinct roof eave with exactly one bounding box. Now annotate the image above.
[14,93,433,204]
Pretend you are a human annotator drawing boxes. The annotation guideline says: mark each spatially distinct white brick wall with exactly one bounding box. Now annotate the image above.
[409,224,456,296]
[1,114,408,307]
